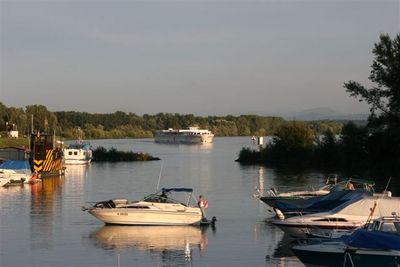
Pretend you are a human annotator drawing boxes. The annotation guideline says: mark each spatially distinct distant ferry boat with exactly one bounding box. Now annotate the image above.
[154,127,214,144]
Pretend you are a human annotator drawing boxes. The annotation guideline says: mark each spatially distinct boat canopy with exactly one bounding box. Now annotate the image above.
[0,160,31,170]
[274,190,371,214]
[162,188,193,193]
[345,229,400,250]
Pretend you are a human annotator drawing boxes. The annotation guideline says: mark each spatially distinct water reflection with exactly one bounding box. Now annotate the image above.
[65,164,89,179]
[89,225,210,262]
[30,176,65,249]
[255,220,304,267]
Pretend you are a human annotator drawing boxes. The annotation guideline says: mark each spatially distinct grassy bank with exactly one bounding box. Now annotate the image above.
[0,137,29,148]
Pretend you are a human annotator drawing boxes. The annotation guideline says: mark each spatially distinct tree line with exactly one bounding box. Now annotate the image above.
[237,33,400,172]
[0,103,342,140]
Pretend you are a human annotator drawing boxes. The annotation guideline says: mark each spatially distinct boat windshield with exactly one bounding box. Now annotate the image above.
[367,217,400,233]
[143,188,195,206]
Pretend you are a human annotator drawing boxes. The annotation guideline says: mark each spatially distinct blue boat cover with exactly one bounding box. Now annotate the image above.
[68,142,91,150]
[0,160,31,170]
[162,188,193,193]
[345,229,400,250]
[274,189,371,214]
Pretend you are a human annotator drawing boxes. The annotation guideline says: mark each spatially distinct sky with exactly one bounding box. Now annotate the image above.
[0,0,399,116]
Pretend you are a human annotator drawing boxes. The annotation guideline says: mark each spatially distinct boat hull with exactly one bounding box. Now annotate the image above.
[64,159,91,165]
[292,243,400,267]
[154,135,214,144]
[273,220,361,237]
[89,208,203,226]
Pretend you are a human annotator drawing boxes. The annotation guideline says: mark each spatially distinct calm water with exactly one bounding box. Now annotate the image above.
[0,137,372,267]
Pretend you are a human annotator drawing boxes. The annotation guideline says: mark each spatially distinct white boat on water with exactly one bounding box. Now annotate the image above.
[273,195,400,237]
[83,188,204,226]
[154,127,214,144]
[0,160,33,187]
[292,216,400,267]
[256,178,375,209]
[63,141,93,165]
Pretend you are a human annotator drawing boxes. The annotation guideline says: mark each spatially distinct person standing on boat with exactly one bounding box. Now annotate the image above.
[198,195,208,221]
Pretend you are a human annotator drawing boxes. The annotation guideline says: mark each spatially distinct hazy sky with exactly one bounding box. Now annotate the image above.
[1,0,399,116]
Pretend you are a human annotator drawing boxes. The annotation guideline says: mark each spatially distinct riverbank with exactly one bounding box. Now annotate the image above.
[0,137,29,148]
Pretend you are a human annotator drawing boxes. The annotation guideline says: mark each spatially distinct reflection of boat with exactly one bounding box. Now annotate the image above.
[84,188,203,225]
[92,225,206,251]
[63,141,93,165]
[273,196,400,237]
[154,127,214,144]
[292,216,400,267]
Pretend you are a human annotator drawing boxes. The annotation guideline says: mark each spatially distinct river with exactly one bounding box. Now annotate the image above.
[0,137,390,267]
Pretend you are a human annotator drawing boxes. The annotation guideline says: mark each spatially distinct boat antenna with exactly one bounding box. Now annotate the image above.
[364,176,392,227]
[383,176,392,195]
[156,160,164,191]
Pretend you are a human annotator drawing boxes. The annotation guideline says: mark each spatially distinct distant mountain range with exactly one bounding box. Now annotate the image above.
[281,108,369,121]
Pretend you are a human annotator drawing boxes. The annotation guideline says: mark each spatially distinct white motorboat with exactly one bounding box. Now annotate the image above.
[63,141,93,165]
[83,188,204,226]
[292,216,400,267]
[256,178,375,209]
[0,160,33,187]
[154,127,214,144]
[273,196,400,237]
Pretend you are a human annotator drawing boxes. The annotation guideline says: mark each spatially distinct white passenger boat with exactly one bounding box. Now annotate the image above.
[83,188,203,225]
[273,196,400,237]
[63,141,93,165]
[154,127,214,144]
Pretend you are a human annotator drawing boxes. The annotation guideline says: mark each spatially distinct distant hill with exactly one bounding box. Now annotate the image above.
[282,108,369,121]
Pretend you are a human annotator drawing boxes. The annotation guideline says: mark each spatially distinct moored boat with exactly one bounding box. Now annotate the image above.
[83,188,204,226]
[273,195,400,237]
[0,160,33,187]
[292,216,400,267]
[63,141,93,165]
[256,178,375,210]
[154,127,214,144]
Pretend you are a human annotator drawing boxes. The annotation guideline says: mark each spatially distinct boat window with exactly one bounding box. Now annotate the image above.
[74,151,78,155]
[394,222,400,233]
[380,222,397,232]
[69,152,73,155]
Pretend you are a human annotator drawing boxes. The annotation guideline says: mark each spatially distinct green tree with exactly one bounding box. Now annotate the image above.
[0,102,8,130]
[25,105,58,132]
[273,122,315,152]
[344,33,400,159]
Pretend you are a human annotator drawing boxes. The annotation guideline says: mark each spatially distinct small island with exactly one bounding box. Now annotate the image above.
[92,146,160,162]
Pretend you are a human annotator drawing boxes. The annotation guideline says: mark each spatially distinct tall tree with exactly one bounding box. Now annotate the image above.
[25,105,58,133]
[344,33,400,130]
[344,33,400,159]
